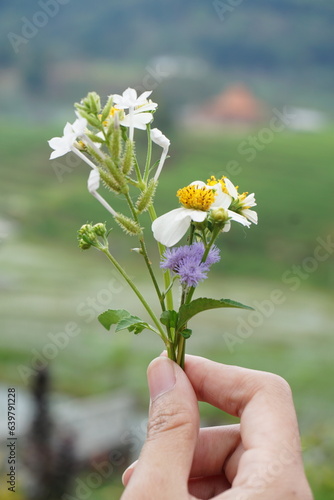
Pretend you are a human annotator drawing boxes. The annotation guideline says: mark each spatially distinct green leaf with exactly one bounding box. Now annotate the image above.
[98,309,132,330]
[98,309,157,335]
[181,328,192,339]
[115,315,148,334]
[177,298,253,329]
[160,310,178,329]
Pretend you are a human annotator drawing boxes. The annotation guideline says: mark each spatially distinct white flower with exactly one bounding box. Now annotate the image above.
[113,88,157,111]
[87,169,117,217]
[120,110,154,131]
[150,128,170,149]
[152,180,250,247]
[113,88,157,140]
[48,116,87,159]
[223,177,258,225]
[151,128,170,181]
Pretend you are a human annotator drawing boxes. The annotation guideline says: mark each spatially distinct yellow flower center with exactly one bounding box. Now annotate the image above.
[206,175,238,195]
[177,184,216,211]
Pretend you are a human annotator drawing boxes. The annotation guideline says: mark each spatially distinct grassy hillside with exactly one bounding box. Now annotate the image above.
[1,120,333,287]
[1,121,334,498]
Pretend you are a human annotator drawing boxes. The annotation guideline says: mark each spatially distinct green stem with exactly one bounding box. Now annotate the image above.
[185,227,221,305]
[133,151,143,183]
[101,247,168,343]
[176,336,186,368]
[124,192,165,309]
[148,204,174,311]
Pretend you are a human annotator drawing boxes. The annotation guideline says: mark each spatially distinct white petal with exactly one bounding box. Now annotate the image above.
[120,112,153,130]
[243,193,256,207]
[136,90,152,105]
[63,122,73,136]
[87,168,100,193]
[73,114,88,135]
[152,208,191,247]
[48,137,71,158]
[242,208,258,224]
[188,210,207,223]
[224,177,238,199]
[190,180,206,188]
[212,187,232,209]
[227,210,251,227]
[135,101,158,112]
[49,149,65,160]
[222,221,231,232]
[112,93,123,106]
[150,128,170,148]
[123,87,138,104]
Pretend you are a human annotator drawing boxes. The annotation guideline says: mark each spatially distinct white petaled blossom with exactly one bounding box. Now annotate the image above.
[113,88,157,140]
[150,128,170,181]
[150,128,170,149]
[223,177,258,225]
[87,169,117,217]
[48,117,87,159]
[152,180,251,247]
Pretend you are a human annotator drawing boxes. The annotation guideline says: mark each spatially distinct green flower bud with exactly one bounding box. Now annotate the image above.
[93,223,107,237]
[77,110,102,129]
[100,96,113,123]
[88,92,101,114]
[78,240,91,250]
[115,214,142,236]
[104,158,127,188]
[122,140,133,175]
[136,179,157,214]
[111,127,121,162]
[210,208,229,223]
[99,169,122,194]
[77,223,98,246]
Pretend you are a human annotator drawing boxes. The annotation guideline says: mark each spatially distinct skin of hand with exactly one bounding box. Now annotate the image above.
[121,354,313,500]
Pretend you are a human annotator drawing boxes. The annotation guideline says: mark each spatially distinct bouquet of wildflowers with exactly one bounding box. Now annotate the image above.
[49,88,257,368]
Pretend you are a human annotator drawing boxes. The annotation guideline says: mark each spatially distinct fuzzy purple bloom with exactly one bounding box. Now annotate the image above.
[161,242,220,287]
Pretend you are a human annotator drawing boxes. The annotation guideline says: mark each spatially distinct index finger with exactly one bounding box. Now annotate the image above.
[184,354,301,453]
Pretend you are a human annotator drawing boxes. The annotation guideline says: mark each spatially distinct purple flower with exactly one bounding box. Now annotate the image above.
[161,242,220,287]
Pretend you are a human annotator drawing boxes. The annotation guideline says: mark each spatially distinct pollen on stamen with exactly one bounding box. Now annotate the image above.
[177,184,216,211]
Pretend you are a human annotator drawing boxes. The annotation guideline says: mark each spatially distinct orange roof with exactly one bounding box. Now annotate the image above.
[201,84,266,122]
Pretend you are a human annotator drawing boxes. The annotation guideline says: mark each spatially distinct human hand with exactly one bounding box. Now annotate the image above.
[121,355,313,500]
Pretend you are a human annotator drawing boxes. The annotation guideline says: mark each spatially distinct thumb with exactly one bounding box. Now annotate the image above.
[122,357,199,499]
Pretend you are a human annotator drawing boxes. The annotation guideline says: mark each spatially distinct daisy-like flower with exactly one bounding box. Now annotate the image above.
[150,128,170,181]
[48,116,87,159]
[208,176,258,225]
[152,179,250,247]
[113,88,157,140]
[161,242,220,287]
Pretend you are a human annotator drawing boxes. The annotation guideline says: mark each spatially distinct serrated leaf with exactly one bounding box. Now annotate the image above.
[98,309,157,335]
[115,315,144,332]
[98,309,132,330]
[178,298,253,329]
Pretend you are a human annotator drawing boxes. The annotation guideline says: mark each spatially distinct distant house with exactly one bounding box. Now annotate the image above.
[182,83,268,129]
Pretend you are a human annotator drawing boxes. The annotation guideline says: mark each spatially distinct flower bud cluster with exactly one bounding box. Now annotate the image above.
[77,223,107,250]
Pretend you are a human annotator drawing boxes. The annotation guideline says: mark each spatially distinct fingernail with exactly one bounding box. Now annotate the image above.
[148,357,176,402]
[122,460,137,486]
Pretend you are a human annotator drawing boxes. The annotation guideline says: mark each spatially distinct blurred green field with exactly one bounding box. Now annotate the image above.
[1,121,334,498]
